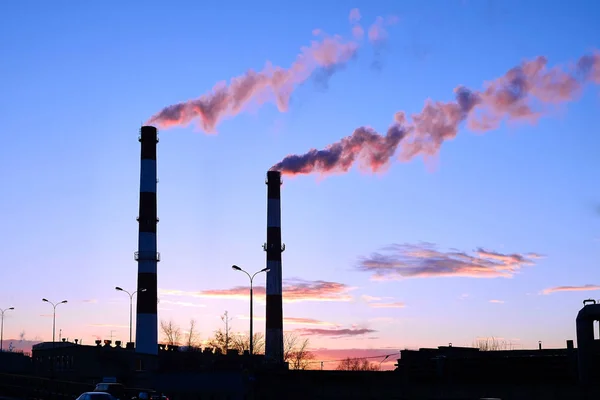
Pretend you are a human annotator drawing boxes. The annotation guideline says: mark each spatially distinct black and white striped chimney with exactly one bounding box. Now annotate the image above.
[264,170,285,363]
[135,126,159,355]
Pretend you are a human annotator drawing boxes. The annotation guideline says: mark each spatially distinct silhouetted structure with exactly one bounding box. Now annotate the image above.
[135,126,160,355]
[576,299,600,383]
[0,350,31,374]
[30,341,269,380]
[31,340,157,384]
[394,343,582,384]
[264,170,284,364]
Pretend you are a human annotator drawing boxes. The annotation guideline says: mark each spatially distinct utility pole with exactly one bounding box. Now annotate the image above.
[225,311,229,352]
[221,311,232,353]
[0,307,15,352]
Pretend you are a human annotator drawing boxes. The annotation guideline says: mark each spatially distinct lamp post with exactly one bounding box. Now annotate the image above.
[42,299,67,343]
[115,286,146,344]
[0,307,14,352]
[232,265,269,355]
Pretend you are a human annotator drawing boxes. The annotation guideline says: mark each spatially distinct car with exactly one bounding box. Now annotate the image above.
[94,383,126,399]
[75,392,118,400]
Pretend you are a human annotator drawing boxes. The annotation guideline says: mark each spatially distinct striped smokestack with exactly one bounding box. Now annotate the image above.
[264,170,285,364]
[135,126,159,355]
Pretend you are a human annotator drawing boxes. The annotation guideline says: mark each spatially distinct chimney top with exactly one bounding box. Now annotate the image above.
[267,170,282,183]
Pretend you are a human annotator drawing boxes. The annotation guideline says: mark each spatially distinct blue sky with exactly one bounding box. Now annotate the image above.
[1,0,599,367]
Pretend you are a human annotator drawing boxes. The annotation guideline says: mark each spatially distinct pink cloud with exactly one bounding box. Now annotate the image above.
[358,242,542,280]
[369,302,406,308]
[361,295,383,302]
[489,299,505,304]
[542,284,600,295]
[237,315,338,327]
[295,328,376,337]
[161,278,354,303]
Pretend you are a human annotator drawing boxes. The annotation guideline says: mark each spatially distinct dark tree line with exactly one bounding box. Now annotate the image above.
[159,311,315,370]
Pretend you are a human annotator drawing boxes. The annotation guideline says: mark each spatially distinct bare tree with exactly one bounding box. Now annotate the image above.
[185,319,201,350]
[283,332,315,370]
[232,332,265,355]
[160,319,182,346]
[336,357,381,371]
[283,331,299,361]
[207,311,234,354]
[287,336,314,370]
[473,336,510,351]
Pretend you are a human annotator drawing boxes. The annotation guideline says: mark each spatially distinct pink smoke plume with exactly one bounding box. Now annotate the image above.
[146,34,358,133]
[147,9,398,133]
[348,8,398,43]
[271,51,600,176]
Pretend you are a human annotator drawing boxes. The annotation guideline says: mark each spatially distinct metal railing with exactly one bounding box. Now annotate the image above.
[134,251,161,262]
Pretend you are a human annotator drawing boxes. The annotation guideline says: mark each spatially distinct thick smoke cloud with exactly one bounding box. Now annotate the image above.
[146,9,396,133]
[270,119,409,176]
[271,52,600,177]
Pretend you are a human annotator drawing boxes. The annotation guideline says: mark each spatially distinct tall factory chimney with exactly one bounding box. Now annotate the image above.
[135,125,159,355]
[264,170,285,364]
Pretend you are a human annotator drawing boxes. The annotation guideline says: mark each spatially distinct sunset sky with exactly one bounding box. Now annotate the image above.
[1,0,599,370]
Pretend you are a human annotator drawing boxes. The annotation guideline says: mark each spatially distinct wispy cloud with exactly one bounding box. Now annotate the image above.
[358,242,542,280]
[295,328,376,337]
[237,315,338,326]
[361,295,383,302]
[82,299,98,304]
[459,293,470,300]
[369,302,406,308]
[160,278,354,303]
[159,300,206,308]
[541,284,600,295]
[489,299,505,304]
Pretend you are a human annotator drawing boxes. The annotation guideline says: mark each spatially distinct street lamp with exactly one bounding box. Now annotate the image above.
[231,265,269,355]
[115,286,146,344]
[42,299,67,343]
[0,307,14,352]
